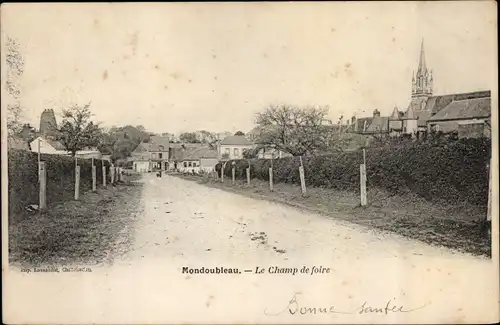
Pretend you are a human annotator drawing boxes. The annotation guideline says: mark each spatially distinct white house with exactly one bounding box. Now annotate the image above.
[177,147,218,174]
[30,136,68,155]
[218,135,254,160]
[30,136,102,158]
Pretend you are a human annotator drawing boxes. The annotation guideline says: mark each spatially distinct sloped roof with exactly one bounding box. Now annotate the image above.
[150,135,170,148]
[428,97,491,122]
[220,135,253,146]
[44,137,66,150]
[169,142,204,149]
[183,147,218,160]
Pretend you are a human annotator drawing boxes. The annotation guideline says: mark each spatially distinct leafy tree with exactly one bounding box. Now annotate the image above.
[57,103,102,156]
[179,132,200,143]
[255,104,339,156]
[234,131,245,136]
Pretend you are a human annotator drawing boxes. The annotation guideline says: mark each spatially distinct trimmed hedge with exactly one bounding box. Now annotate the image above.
[216,138,491,206]
[8,150,112,221]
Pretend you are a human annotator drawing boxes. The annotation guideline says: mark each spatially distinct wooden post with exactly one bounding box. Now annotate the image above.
[299,166,306,195]
[299,156,307,195]
[37,138,41,182]
[75,165,81,200]
[360,149,367,206]
[232,167,235,185]
[269,167,273,191]
[110,164,115,184]
[102,163,107,187]
[92,166,97,192]
[221,162,226,183]
[92,158,96,192]
[246,167,250,185]
[39,161,47,211]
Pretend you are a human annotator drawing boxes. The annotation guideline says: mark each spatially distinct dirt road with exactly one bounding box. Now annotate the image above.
[7,173,498,324]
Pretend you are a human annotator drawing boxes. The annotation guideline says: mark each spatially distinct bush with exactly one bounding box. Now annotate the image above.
[216,138,490,206]
[8,150,111,223]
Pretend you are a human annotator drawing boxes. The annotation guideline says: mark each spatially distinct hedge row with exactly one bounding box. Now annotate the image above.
[216,138,491,206]
[8,149,112,221]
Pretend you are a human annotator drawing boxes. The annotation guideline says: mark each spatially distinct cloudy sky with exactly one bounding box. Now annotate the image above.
[1,2,497,134]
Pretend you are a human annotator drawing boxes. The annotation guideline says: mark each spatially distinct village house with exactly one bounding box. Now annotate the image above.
[29,136,102,158]
[218,135,254,160]
[130,135,170,172]
[167,143,204,170]
[176,146,218,174]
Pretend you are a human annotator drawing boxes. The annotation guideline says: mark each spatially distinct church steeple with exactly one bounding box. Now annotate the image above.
[412,39,433,98]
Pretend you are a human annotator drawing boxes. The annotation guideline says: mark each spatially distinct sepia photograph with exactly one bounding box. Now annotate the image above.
[1,2,498,324]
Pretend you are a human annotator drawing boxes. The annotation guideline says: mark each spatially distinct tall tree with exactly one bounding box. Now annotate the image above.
[57,103,102,156]
[255,104,335,156]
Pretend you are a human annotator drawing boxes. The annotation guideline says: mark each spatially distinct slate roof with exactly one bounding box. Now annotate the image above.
[183,147,218,160]
[428,97,491,122]
[220,135,253,146]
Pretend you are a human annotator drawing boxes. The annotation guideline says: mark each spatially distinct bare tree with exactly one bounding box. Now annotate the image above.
[4,37,25,135]
[255,104,338,156]
[57,103,102,156]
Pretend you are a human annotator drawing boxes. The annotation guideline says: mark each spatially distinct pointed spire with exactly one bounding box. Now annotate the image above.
[417,39,427,75]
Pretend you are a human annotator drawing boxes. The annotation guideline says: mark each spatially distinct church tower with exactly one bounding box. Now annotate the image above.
[39,109,58,138]
[411,40,433,98]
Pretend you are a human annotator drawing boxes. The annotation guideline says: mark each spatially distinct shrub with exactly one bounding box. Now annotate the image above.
[8,150,111,223]
[215,138,490,206]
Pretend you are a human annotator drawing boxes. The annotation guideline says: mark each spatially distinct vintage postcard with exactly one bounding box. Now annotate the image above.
[2,2,499,324]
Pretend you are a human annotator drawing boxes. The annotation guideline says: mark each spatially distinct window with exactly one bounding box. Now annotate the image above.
[159,153,162,159]
[225,148,230,156]
[183,162,187,168]
[188,162,192,167]
[435,125,440,132]
[234,148,239,157]
[193,162,197,167]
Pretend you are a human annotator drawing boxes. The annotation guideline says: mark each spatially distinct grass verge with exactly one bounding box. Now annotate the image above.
[8,175,144,268]
[176,173,491,258]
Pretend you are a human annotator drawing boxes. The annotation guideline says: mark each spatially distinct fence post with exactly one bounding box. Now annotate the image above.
[221,162,226,183]
[232,162,236,185]
[360,149,367,206]
[299,156,306,195]
[110,164,115,184]
[39,161,47,211]
[92,158,97,192]
[269,167,273,191]
[246,167,250,185]
[75,165,81,200]
[102,163,107,187]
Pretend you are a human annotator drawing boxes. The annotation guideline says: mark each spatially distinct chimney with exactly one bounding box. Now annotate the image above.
[373,109,381,117]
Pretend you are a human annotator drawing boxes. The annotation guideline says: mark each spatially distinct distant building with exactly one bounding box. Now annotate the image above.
[351,40,492,139]
[30,136,67,155]
[218,135,254,160]
[130,135,170,172]
[29,136,101,158]
[177,147,218,174]
[39,109,59,138]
